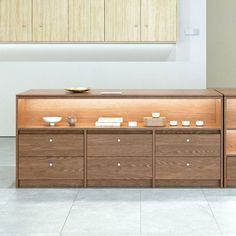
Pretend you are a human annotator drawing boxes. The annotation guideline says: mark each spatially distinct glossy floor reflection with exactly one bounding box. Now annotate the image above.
[0,137,236,236]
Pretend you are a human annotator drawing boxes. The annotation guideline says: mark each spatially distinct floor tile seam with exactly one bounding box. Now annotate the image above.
[59,189,80,236]
[202,190,223,235]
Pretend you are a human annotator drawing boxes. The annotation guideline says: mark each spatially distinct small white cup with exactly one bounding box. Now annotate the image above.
[182,120,190,127]
[170,120,178,126]
[196,120,204,127]
[128,121,137,127]
[152,112,161,118]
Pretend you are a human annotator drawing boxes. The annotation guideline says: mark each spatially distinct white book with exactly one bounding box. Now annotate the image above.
[95,121,121,127]
[98,117,123,123]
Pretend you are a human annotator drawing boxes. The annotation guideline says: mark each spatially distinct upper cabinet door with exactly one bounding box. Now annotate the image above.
[69,0,104,42]
[33,0,69,42]
[105,0,141,42]
[0,0,32,42]
[141,0,177,42]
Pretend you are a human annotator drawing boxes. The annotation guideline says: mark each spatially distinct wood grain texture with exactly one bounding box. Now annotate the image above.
[226,130,236,155]
[19,156,84,180]
[88,179,152,187]
[105,0,140,42]
[87,157,152,180]
[69,0,104,41]
[17,89,223,98]
[141,0,177,42]
[87,133,152,157]
[33,0,68,41]
[156,134,221,157]
[226,99,236,128]
[227,157,236,179]
[156,157,221,180]
[19,134,84,157]
[155,180,220,187]
[0,0,32,41]
[19,179,84,187]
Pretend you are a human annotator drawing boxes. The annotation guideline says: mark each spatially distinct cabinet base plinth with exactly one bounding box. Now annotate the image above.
[87,179,152,187]
[18,179,84,188]
[155,180,220,188]
[225,180,236,187]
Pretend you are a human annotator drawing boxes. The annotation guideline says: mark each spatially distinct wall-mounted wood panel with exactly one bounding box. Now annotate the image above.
[69,0,104,41]
[141,0,177,42]
[105,0,141,42]
[0,0,32,41]
[33,0,69,42]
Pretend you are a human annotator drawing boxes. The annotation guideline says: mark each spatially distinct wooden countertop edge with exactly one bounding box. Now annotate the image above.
[16,89,223,98]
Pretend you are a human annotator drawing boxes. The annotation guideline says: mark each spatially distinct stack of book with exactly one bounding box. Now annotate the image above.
[95,117,123,127]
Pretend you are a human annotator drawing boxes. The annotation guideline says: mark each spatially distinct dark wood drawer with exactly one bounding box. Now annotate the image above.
[19,156,83,180]
[227,157,236,179]
[87,157,152,180]
[19,134,84,157]
[156,134,221,157]
[156,157,220,180]
[87,134,152,157]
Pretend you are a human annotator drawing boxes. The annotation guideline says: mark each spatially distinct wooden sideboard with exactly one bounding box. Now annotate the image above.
[216,89,236,187]
[16,89,223,188]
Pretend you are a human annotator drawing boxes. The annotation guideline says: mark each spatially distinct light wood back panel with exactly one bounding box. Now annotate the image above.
[69,0,104,41]
[33,0,69,41]
[0,0,32,41]
[105,0,141,42]
[226,130,236,156]
[141,0,177,42]
[226,99,236,128]
[18,98,221,128]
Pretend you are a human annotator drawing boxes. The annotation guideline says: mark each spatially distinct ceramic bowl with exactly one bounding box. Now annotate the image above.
[196,120,204,127]
[182,120,190,127]
[43,117,62,126]
[170,120,178,126]
[152,112,161,118]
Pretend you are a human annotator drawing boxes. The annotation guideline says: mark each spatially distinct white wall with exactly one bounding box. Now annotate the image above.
[0,0,206,136]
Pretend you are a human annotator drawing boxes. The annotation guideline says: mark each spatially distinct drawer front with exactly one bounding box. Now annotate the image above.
[156,134,221,157]
[87,157,152,180]
[87,134,152,157]
[227,157,236,179]
[156,157,220,180]
[19,134,84,157]
[19,156,83,180]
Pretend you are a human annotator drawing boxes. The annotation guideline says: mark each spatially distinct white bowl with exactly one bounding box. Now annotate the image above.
[43,117,62,126]
[170,120,178,126]
[152,112,161,118]
[196,120,204,127]
[182,120,190,127]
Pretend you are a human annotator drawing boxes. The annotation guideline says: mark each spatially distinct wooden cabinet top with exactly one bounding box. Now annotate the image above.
[17,89,222,99]
[216,89,236,97]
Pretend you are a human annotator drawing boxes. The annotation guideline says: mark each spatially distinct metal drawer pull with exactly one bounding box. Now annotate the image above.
[186,139,190,143]
[186,163,190,167]
[49,162,53,167]
[49,139,53,143]
[117,138,121,143]
[117,162,121,167]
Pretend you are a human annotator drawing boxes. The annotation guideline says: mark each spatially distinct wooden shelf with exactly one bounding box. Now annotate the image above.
[16,89,223,188]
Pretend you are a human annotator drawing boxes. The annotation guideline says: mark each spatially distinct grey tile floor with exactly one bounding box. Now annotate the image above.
[0,137,236,236]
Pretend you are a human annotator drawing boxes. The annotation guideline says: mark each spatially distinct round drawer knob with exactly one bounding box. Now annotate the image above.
[117,138,121,143]
[145,25,149,28]
[49,139,53,143]
[117,162,121,167]
[186,139,190,143]
[49,162,53,167]
[186,163,190,167]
